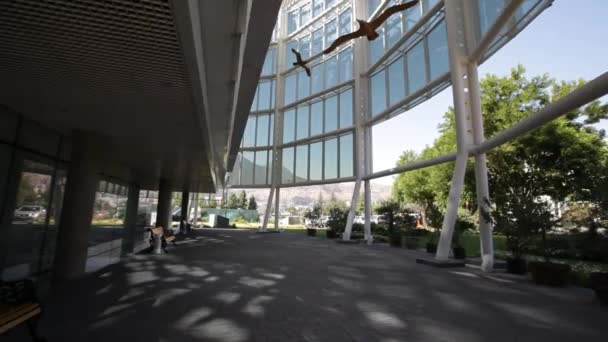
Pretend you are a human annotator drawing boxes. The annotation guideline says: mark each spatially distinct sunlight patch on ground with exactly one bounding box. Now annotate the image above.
[242,295,274,318]
[357,302,407,329]
[214,291,242,304]
[238,276,276,288]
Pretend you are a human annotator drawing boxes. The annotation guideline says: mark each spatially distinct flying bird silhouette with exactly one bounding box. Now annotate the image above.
[291,49,311,77]
[323,0,419,55]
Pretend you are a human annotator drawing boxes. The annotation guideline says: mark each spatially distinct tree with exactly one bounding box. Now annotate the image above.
[238,190,248,209]
[226,193,240,209]
[392,65,608,227]
[304,203,322,228]
[208,196,217,208]
[247,195,258,210]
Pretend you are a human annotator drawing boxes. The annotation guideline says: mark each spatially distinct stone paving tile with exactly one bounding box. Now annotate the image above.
[3,228,607,341]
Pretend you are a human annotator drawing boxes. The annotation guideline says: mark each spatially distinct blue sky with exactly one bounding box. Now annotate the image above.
[372,0,608,184]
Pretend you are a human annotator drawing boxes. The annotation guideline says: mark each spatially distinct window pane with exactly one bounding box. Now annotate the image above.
[478,0,506,35]
[428,20,449,80]
[296,105,309,140]
[325,95,338,132]
[287,40,298,67]
[282,147,295,184]
[295,145,308,182]
[242,151,254,184]
[325,18,337,47]
[339,89,353,128]
[300,34,311,59]
[369,27,384,65]
[310,101,324,136]
[243,116,256,147]
[251,86,258,111]
[255,150,268,184]
[285,73,297,105]
[262,48,275,75]
[385,12,402,49]
[339,8,352,36]
[370,71,387,116]
[368,0,381,15]
[301,4,311,26]
[297,70,309,100]
[256,114,269,146]
[407,41,426,94]
[309,142,323,181]
[288,10,299,34]
[312,28,323,55]
[424,0,440,12]
[258,81,271,110]
[325,55,338,88]
[388,57,405,106]
[311,63,324,94]
[324,138,338,179]
[339,47,353,83]
[405,2,421,30]
[339,134,354,178]
[313,0,324,17]
[283,109,296,143]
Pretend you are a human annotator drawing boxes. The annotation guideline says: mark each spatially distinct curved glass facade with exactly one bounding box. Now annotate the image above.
[229,0,552,188]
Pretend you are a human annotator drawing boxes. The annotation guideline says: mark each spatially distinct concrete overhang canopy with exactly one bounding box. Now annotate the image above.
[0,0,281,192]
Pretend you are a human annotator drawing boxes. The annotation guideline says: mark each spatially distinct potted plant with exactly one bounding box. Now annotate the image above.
[325,202,348,239]
[590,272,608,304]
[376,199,403,248]
[304,203,322,237]
[424,203,443,253]
[452,209,475,259]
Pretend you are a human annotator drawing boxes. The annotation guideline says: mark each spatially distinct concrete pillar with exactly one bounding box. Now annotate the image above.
[156,179,173,229]
[121,183,140,256]
[180,191,189,234]
[364,179,373,244]
[53,132,100,281]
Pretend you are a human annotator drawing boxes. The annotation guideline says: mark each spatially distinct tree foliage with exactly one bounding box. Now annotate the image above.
[247,195,258,210]
[392,66,608,231]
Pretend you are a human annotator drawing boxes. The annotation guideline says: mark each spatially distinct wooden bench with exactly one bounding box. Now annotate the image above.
[148,226,177,253]
[0,279,45,341]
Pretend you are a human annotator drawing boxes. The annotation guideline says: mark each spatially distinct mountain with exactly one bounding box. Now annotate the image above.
[230,182,393,213]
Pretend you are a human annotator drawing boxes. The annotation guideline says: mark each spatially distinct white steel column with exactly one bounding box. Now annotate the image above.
[436,0,475,261]
[344,0,372,241]
[274,187,280,229]
[364,179,373,243]
[262,187,275,231]
[468,63,494,271]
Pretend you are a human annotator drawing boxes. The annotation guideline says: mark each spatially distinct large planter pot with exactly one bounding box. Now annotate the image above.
[529,261,571,287]
[589,272,608,304]
[389,233,402,248]
[326,229,339,239]
[452,246,466,259]
[404,237,419,250]
[426,243,437,254]
[306,228,317,237]
[506,257,528,275]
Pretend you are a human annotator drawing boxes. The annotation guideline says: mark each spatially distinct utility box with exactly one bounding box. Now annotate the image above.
[209,214,229,228]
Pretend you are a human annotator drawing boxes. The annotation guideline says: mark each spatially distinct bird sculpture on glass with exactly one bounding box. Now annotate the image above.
[323,0,419,54]
[291,48,311,77]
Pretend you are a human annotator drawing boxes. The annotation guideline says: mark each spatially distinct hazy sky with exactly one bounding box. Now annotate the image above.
[372,0,608,185]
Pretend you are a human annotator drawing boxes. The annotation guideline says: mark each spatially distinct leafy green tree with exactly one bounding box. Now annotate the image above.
[238,190,248,209]
[304,203,322,228]
[392,66,608,229]
[208,196,217,208]
[227,193,240,209]
[247,195,258,210]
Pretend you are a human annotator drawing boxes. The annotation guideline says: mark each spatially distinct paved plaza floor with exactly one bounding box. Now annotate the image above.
[5,229,607,341]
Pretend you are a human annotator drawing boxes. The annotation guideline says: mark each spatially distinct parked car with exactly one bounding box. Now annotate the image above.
[14,205,46,222]
[354,216,364,224]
